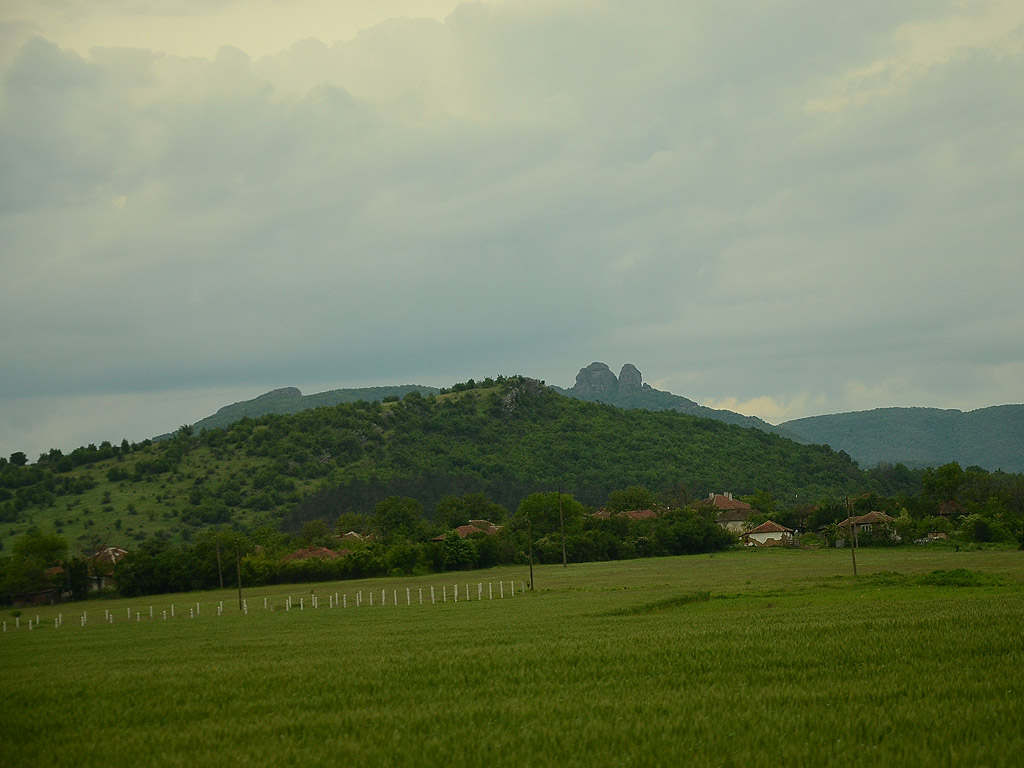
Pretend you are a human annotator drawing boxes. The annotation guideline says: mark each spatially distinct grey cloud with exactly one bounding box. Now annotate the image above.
[1,1,1023,458]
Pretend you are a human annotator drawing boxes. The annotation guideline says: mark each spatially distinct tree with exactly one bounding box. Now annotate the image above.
[442,532,476,570]
[373,496,425,543]
[606,486,658,513]
[9,452,27,467]
[296,519,334,548]
[13,526,68,565]
[515,492,585,537]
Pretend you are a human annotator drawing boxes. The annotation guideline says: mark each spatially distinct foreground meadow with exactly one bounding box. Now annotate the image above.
[2,547,1022,767]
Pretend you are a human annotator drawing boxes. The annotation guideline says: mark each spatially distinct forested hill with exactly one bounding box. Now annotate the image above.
[1,378,886,552]
[779,405,1024,473]
[156,384,440,438]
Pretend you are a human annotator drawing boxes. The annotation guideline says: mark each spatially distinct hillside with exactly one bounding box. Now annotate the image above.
[1,377,877,554]
[779,405,1024,472]
[156,384,440,437]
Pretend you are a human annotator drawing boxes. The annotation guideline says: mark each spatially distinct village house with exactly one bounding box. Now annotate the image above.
[431,519,503,541]
[89,546,128,592]
[742,520,794,547]
[698,492,755,533]
[835,511,898,545]
[284,546,346,561]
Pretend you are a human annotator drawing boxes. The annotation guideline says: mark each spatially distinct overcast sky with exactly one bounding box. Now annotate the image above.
[2,0,1022,462]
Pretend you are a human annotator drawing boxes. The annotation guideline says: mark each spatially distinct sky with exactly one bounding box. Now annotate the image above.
[2,0,1023,462]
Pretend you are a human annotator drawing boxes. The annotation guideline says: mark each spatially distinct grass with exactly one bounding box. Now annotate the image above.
[2,548,1022,767]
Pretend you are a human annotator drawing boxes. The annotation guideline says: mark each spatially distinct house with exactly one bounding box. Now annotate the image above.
[283,546,345,561]
[938,502,966,519]
[89,546,128,592]
[432,519,503,541]
[835,511,897,545]
[698,492,754,533]
[742,520,794,547]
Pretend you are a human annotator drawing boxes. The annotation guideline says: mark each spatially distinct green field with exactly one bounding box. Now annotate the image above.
[2,548,1022,767]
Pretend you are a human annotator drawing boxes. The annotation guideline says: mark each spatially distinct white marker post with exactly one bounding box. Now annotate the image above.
[393,589,397,606]
[443,586,447,603]
[163,611,167,620]
[407,587,411,606]
[431,586,435,605]
[478,583,483,600]
[489,583,493,600]
[171,604,175,617]
[419,588,423,605]
[343,595,347,609]
[382,589,386,606]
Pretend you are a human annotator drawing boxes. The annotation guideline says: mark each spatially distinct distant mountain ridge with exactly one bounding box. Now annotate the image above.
[778,405,1024,473]
[159,384,440,438]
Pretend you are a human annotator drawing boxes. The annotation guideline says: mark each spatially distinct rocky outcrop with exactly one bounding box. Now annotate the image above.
[618,363,644,394]
[571,362,619,400]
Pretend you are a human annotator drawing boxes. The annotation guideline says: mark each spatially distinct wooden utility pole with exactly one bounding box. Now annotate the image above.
[235,541,243,609]
[527,511,535,591]
[559,488,567,568]
[846,497,858,576]
[216,543,224,589]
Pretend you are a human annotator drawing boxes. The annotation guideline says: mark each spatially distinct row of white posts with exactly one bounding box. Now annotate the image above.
[3,580,528,632]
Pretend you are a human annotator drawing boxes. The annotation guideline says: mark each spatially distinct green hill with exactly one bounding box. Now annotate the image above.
[1,377,875,554]
[156,384,440,438]
[779,405,1024,472]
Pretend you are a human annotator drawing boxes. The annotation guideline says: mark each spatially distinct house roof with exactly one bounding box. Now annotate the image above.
[745,520,793,535]
[92,546,128,565]
[90,546,128,576]
[283,546,343,561]
[699,493,752,512]
[432,520,503,541]
[938,502,966,517]
[838,511,895,527]
[715,508,752,523]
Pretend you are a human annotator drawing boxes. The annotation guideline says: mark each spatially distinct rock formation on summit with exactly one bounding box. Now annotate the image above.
[571,362,620,399]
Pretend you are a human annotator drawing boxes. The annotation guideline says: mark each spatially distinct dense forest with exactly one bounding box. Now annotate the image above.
[2,376,1022,602]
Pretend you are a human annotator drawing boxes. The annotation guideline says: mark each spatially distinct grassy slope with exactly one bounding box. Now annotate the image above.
[2,548,1022,767]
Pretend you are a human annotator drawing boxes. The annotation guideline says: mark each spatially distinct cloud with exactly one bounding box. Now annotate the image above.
[1,1,1023,460]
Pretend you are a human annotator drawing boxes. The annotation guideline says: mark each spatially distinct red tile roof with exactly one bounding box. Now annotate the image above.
[745,520,793,535]
[699,493,752,511]
[284,546,342,561]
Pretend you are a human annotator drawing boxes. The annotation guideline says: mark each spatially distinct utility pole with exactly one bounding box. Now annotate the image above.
[559,488,567,568]
[527,510,535,591]
[216,543,224,589]
[235,540,243,609]
[845,497,857,576]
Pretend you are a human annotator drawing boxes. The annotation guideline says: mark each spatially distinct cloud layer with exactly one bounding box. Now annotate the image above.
[2,1,1023,459]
